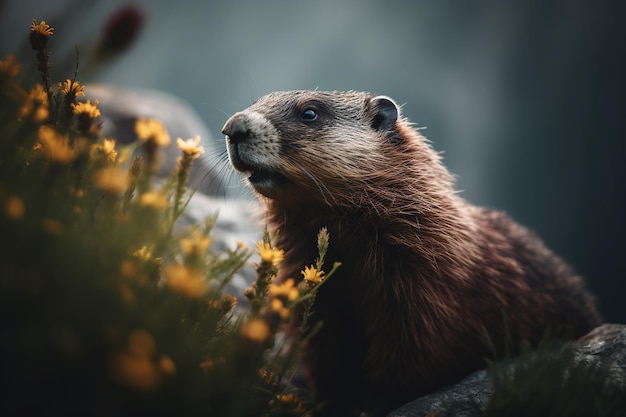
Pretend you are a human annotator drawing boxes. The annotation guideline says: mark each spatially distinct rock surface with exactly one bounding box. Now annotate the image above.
[389,324,626,417]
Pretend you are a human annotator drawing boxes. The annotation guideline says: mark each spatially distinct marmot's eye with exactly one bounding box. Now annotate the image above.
[301,108,318,122]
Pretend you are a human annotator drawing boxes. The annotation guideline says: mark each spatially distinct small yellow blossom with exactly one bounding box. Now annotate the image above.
[71,187,85,198]
[135,118,170,147]
[268,279,298,319]
[268,278,299,301]
[128,329,156,357]
[91,138,117,162]
[42,218,63,235]
[180,231,212,256]
[72,99,100,118]
[158,355,176,376]
[139,191,168,209]
[0,54,20,77]
[270,298,289,319]
[163,264,206,298]
[94,166,129,194]
[176,136,205,159]
[301,265,325,284]
[58,79,85,97]
[20,84,49,122]
[5,196,25,219]
[240,319,270,342]
[199,359,215,372]
[132,246,152,262]
[30,19,54,36]
[220,294,238,311]
[120,260,139,279]
[118,284,136,304]
[256,242,284,266]
[110,329,169,392]
[37,125,74,163]
[111,353,161,392]
[200,356,225,372]
[259,368,277,385]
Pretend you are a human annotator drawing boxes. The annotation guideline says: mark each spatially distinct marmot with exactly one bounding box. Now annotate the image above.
[222,90,602,416]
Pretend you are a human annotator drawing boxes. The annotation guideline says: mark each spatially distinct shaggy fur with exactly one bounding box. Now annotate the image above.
[222,90,602,416]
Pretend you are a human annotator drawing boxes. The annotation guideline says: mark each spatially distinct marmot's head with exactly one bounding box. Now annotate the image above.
[222,90,448,209]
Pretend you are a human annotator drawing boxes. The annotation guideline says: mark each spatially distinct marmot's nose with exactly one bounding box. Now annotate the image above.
[222,113,249,144]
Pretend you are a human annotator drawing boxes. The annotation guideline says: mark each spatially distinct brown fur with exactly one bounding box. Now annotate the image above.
[222,91,602,416]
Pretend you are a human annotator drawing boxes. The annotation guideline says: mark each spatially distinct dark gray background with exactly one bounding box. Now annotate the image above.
[1,0,623,322]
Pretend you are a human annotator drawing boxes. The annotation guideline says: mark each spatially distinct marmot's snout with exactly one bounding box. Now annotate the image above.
[222,112,251,144]
[222,110,284,194]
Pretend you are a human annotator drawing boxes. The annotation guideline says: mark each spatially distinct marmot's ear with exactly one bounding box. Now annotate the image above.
[370,96,399,132]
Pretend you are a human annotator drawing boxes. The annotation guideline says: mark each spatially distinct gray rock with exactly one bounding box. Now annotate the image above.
[389,324,626,417]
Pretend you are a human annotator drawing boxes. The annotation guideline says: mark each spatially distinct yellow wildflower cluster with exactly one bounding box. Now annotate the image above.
[268,278,299,318]
[20,84,49,122]
[0,54,20,77]
[139,191,168,209]
[94,166,129,194]
[180,230,212,257]
[135,118,170,147]
[257,242,284,266]
[110,329,176,392]
[37,125,75,163]
[162,263,206,298]
[240,318,270,342]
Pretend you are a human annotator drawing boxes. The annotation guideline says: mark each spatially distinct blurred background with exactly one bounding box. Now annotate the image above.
[1,0,623,322]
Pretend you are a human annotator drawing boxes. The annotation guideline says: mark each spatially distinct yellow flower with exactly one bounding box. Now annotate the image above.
[268,278,298,319]
[0,54,20,77]
[180,231,212,256]
[72,99,100,118]
[139,191,169,209]
[176,136,205,159]
[94,166,129,194]
[30,19,54,36]
[37,125,74,163]
[301,265,325,284]
[91,138,118,162]
[162,264,206,298]
[135,118,170,147]
[20,84,49,122]
[270,298,289,319]
[240,319,270,342]
[42,218,63,235]
[58,79,85,97]
[158,355,176,376]
[109,330,174,392]
[268,278,299,302]
[132,246,152,262]
[220,294,238,310]
[5,196,25,219]
[256,242,284,266]
[118,284,136,304]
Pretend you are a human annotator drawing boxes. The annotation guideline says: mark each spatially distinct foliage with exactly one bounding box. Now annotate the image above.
[0,20,334,417]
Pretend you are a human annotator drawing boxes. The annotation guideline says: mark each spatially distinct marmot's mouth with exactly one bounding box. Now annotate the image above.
[248,169,287,190]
